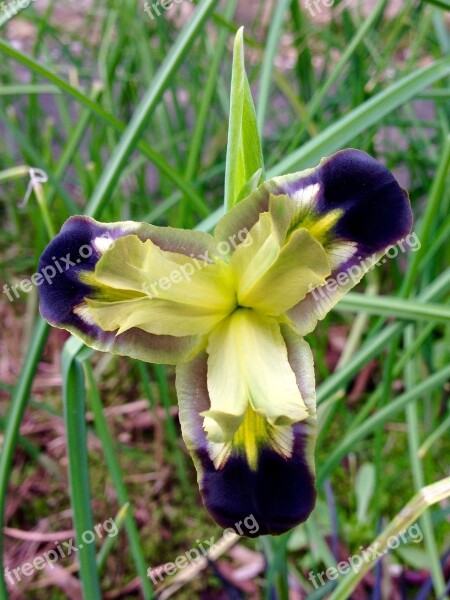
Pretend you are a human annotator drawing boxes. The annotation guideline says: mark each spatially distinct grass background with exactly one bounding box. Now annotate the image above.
[0,0,449,598]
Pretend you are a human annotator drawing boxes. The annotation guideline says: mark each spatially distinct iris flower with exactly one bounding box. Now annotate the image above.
[38,149,412,536]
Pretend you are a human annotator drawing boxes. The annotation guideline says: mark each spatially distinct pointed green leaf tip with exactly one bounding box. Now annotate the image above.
[224,27,265,212]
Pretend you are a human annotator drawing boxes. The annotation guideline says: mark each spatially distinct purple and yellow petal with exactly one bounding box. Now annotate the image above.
[37,146,412,535]
[216,149,411,258]
[215,149,413,333]
[37,216,219,363]
[176,332,317,536]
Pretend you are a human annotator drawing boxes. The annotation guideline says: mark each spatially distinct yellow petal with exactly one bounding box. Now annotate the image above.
[94,235,235,310]
[238,228,331,315]
[230,212,281,299]
[201,308,308,443]
[82,235,236,337]
[85,297,231,337]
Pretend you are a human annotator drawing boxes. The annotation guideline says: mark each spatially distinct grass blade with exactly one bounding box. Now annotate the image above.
[256,0,290,132]
[84,362,154,598]
[85,0,219,218]
[0,40,208,215]
[328,477,450,600]
[61,339,101,599]
[317,363,450,485]
[403,326,446,597]
[337,293,450,323]
[268,57,450,176]
[0,320,49,597]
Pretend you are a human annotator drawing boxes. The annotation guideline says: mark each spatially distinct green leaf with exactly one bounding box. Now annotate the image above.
[85,362,154,598]
[85,0,219,218]
[395,546,430,570]
[318,363,450,486]
[422,0,450,9]
[316,268,450,407]
[355,463,375,524]
[268,56,450,177]
[329,477,450,600]
[0,320,49,598]
[235,167,263,203]
[256,0,291,131]
[224,27,264,212]
[62,338,101,600]
[337,293,450,323]
[0,39,209,217]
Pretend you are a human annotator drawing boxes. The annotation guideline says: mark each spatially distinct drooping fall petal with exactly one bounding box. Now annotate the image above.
[176,330,317,536]
[201,308,308,443]
[215,148,413,334]
[38,216,223,364]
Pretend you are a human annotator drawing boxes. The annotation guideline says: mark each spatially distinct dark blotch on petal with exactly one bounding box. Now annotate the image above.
[199,426,316,537]
[37,216,128,331]
[38,216,204,364]
[318,149,413,253]
[177,352,317,537]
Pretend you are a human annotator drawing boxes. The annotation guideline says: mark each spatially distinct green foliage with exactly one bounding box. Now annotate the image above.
[224,27,264,211]
[0,1,449,598]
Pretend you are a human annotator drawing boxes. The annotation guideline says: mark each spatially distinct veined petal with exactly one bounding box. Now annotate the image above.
[37,216,220,363]
[230,212,281,297]
[91,235,235,309]
[81,235,236,337]
[201,309,308,444]
[176,331,317,536]
[215,149,413,333]
[237,228,331,315]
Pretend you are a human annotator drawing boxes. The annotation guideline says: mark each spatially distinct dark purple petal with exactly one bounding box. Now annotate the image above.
[37,216,213,363]
[216,149,412,261]
[176,333,317,537]
[315,149,413,257]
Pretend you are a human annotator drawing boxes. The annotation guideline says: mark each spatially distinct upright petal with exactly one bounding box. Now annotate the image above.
[230,212,281,296]
[176,330,317,536]
[235,228,330,315]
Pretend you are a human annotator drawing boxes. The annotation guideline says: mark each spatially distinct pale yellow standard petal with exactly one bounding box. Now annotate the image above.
[230,212,281,298]
[201,309,308,443]
[237,228,331,315]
